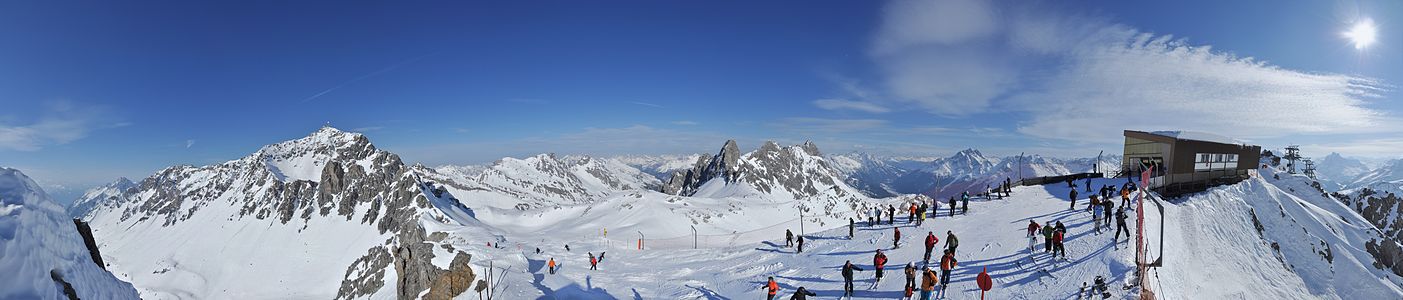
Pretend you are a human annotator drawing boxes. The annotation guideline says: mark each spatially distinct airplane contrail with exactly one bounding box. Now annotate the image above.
[300,52,436,103]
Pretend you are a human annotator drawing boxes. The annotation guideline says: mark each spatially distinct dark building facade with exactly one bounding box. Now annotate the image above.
[1122,130,1261,196]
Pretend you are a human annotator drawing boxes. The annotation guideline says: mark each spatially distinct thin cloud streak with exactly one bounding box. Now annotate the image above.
[301,52,437,103]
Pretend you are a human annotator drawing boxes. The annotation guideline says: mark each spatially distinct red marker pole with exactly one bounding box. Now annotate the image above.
[976,267,992,300]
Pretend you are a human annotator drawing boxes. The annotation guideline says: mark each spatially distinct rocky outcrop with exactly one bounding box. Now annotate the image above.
[1345,188,1403,277]
[71,219,106,269]
[423,252,476,300]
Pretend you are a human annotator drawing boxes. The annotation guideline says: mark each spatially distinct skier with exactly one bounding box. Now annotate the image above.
[566,244,570,252]
[790,286,817,300]
[945,231,959,255]
[841,260,865,297]
[893,227,902,249]
[797,235,805,254]
[917,203,927,226]
[1053,229,1066,259]
[924,231,938,262]
[1042,223,1055,253]
[888,205,896,225]
[904,263,917,299]
[589,252,598,270]
[1070,189,1078,210]
[948,197,956,216]
[1102,200,1114,231]
[1027,220,1040,251]
[1088,194,1099,213]
[874,249,889,284]
[939,250,958,296]
[961,193,969,214]
[786,229,794,247]
[535,247,541,254]
[599,251,606,262]
[920,267,937,300]
[849,217,855,239]
[1092,197,1104,234]
[1084,178,1091,192]
[908,203,917,223]
[1121,188,1132,209]
[1114,209,1130,247]
[762,276,781,300]
[548,257,556,274]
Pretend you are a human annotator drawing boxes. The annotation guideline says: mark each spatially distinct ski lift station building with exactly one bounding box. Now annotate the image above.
[1121,130,1261,196]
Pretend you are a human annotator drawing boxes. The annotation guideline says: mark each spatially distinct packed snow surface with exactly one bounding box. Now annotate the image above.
[0,167,139,299]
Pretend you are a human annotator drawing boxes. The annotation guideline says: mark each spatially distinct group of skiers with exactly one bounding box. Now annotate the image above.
[1029,220,1069,259]
[786,229,807,253]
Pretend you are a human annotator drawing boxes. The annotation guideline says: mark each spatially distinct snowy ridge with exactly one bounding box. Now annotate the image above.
[78,127,484,299]
[0,167,139,299]
[1151,169,1403,299]
[67,177,134,219]
[424,154,661,211]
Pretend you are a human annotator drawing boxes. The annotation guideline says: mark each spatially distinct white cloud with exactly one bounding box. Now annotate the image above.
[185,139,196,149]
[630,101,664,108]
[772,118,888,134]
[672,121,700,126]
[0,101,117,151]
[352,126,385,132]
[865,0,1390,141]
[813,99,890,113]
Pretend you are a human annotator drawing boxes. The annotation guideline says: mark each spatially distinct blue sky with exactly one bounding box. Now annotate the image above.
[2,0,1401,198]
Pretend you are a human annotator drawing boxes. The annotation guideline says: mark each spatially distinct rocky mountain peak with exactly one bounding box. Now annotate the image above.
[800,141,822,156]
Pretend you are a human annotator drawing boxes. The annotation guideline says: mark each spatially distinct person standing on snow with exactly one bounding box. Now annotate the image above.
[1121,188,1132,209]
[939,250,958,296]
[961,193,969,214]
[762,276,781,300]
[924,231,938,262]
[1114,209,1130,247]
[1042,223,1055,253]
[589,252,598,270]
[789,286,816,300]
[548,257,557,274]
[1084,178,1091,192]
[920,267,937,300]
[1027,220,1040,251]
[1092,198,1104,234]
[797,235,805,253]
[1070,189,1079,210]
[948,197,956,217]
[888,205,897,225]
[904,263,917,299]
[842,260,865,297]
[909,203,917,223]
[786,229,794,247]
[874,249,889,283]
[849,217,855,239]
[945,231,960,255]
[893,227,902,249]
[1102,200,1114,231]
[1053,229,1066,259]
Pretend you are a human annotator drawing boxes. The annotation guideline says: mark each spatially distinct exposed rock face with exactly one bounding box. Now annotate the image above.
[423,153,662,210]
[71,219,105,269]
[1345,187,1403,277]
[662,140,839,198]
[81,127,477,299]
[424,252,476,300]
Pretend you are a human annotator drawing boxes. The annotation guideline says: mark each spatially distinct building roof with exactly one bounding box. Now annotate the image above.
[1124,130,1252,146]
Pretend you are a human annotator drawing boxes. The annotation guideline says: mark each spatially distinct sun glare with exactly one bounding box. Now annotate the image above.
[1344,19,1378,50]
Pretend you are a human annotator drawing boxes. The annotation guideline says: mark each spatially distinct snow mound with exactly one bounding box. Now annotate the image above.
[0,167,139,300]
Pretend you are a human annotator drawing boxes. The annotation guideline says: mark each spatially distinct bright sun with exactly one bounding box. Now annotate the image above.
[1344,19,1378,50]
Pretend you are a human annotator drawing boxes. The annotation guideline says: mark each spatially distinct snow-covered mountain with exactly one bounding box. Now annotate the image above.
[827,152,911,197]
[77,127,483,299]
[1315,152,1371,189]
[66,177,134,218]
[0,167,140,299]
[1349,159,1403,189]
[423,154,661,210]
[611,153,704,180]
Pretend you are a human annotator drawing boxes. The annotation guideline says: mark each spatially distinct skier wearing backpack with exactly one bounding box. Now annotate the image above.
[789,286,817,300]
[924,232,938,262]
[961,192,969,214]
[842,260,864,297]
[1053,229,1066,259]
[920,267,937,300]
[945,231,959,255]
